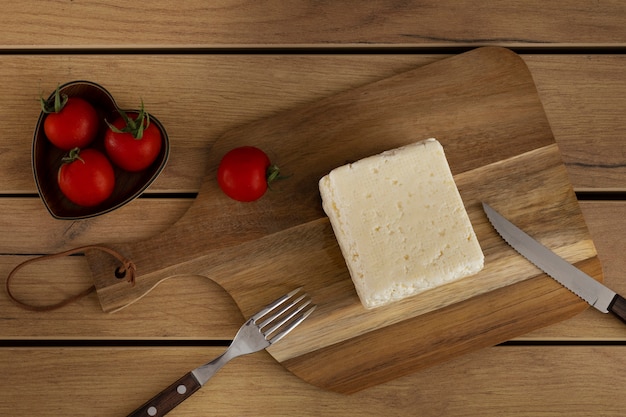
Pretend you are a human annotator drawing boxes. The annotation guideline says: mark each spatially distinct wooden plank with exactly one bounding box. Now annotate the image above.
[0,55,624,194]
[523,201,626,340]
[524,55,626,191]
[1,345,625,416]
[0,198,191,253]
[0,54,436,193]
[2,1,626,48]
[0,255,242,339]
[1,201,624,341]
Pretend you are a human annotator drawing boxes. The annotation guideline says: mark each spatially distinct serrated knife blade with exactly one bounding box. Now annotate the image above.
[482,202,626,324]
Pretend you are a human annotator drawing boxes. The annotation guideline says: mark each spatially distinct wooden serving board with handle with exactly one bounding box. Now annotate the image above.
[86,47,603,394]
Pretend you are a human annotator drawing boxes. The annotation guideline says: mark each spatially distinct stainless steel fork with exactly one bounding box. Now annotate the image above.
[127,287,316,417]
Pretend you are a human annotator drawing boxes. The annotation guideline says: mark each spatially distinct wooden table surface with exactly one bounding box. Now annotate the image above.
[2,1,626,416]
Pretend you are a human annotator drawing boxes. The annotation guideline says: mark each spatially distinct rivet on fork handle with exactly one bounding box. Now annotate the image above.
[127,373,201,417]
[125,288,315,417]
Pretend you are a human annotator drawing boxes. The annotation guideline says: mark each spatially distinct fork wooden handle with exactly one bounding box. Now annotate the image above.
[127,372,201,417]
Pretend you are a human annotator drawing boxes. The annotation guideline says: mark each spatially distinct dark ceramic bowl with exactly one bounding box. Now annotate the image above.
[32,81,170,220]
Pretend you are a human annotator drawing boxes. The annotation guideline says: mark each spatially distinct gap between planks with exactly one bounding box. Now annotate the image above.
[2,45,626,55]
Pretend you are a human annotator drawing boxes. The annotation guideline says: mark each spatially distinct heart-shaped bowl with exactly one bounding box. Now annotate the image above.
[32,80,170,220]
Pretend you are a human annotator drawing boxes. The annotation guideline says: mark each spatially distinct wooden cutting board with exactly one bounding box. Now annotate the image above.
[86,47,603,394]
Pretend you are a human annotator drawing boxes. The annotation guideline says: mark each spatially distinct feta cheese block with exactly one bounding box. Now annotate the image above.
[319,138,484,309]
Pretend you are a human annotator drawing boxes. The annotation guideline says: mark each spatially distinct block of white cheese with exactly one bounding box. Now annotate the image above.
[319,138,484,309]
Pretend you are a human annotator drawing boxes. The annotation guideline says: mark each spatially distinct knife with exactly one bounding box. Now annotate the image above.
[482,202,626,324]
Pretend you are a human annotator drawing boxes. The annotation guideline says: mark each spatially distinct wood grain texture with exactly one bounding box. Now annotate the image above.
[2,346,626,417]
[0,54,437,194]
[520,201,626,340]
[83,48,602,392]
[0,2,623,415]
[2,202,623,341]
[525,55,626,191]
[0,55,625,195]
[0,198,191,253]
[1,1,626,48]
[0,256,243,339]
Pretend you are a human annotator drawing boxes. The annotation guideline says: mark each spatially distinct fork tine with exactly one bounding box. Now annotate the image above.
[128,288,315,416]
[251,287,302,321]
[252,287,315,344]
[268,304,316,345]
[261,296,310,334]
[257,294,306,328]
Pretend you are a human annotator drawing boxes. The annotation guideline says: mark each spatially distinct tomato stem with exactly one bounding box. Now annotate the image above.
[105,100,150,140]
[40,84,69,114]
[62,147,85,164]
[266,164,291,190]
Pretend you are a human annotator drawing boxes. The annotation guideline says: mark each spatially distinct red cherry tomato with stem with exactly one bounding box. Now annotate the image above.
[217,146,282,202]
[41,86,99,151]
[57,148,115,207]
[104,103,162,172]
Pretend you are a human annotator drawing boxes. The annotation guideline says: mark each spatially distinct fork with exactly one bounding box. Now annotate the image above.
[127,287,316,417]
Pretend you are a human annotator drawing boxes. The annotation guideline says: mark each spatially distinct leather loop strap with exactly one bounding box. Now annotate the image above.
[5,245,136,312]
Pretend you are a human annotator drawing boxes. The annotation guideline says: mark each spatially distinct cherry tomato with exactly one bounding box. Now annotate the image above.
[104,106,162,172]
[42,95,99,151]
[217,146,281,202]
[57,148,115,207]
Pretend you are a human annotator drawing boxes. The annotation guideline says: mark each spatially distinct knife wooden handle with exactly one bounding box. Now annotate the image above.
[127,372,201,417]
[608,294,626,324]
